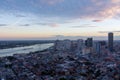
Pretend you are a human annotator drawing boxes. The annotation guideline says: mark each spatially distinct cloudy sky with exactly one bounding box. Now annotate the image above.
[0,0,120,40]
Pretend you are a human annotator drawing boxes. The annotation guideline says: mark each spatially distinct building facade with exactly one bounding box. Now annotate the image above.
[108,32,113,51]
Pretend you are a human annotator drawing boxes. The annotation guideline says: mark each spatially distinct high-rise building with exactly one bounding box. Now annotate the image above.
[108,32,114,51]
[85,38,93,47]
[77,39,84,54]
[94,42,101,54]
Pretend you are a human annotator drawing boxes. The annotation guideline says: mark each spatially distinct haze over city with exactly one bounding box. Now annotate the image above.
[0,0,120,40]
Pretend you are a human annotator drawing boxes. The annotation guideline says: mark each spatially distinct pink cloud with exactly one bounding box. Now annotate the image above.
[71,1,116,21]
[6,0,120,22]
[49,23,59,27]
[92,20,103,22]
[33,0,64,5]
[111,0,120,3]
[30,0,64,9]
[99,5,120,19]
[84,0,120,21]
[42,0,64,5]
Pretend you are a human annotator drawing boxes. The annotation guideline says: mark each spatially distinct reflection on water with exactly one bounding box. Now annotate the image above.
[0,43,54,57]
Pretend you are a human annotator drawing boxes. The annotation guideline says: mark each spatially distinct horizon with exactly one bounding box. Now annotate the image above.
[0,35,120,41]
[0,0,120,40]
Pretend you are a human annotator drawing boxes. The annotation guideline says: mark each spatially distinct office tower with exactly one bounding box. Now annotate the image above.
[77,39,84,50]
[85,38,93,47]
[95,42,101,54]
[77,39,84,54]
[108,32,113,51]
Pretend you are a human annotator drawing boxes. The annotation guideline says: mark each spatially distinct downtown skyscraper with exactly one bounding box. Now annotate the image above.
[108,32,114,52]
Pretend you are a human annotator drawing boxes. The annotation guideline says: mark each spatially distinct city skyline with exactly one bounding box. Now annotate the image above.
[0,0,120,40]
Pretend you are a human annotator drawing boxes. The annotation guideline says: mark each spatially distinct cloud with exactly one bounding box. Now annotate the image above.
[90,0,120,19]
[49,23,59,27]
[111,0,120,3]
[40,0,64,5]
[0,24,8,26]
[99,31,110,33]
[71,24,97,28]
[99,30,120,33]
[30,0,64,9]
[1,0,120,22]
[16,14,26,17]
[72,26,97,28]
[98,5,120,19]
[35,23,47,26]
[92,20,103,22]
[19,24,30,26]
[35,22,59,27]
[31,0,120,20]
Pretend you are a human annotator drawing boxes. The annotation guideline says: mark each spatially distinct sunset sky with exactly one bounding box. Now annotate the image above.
[0,0,120,40]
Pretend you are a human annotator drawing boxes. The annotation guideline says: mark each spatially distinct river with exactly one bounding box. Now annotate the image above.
[0,43,54,57]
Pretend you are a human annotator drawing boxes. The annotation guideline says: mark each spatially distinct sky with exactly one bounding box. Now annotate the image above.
[0,0,120,40]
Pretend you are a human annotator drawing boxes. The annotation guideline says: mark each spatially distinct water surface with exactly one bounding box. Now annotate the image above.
[0,43,54,57]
